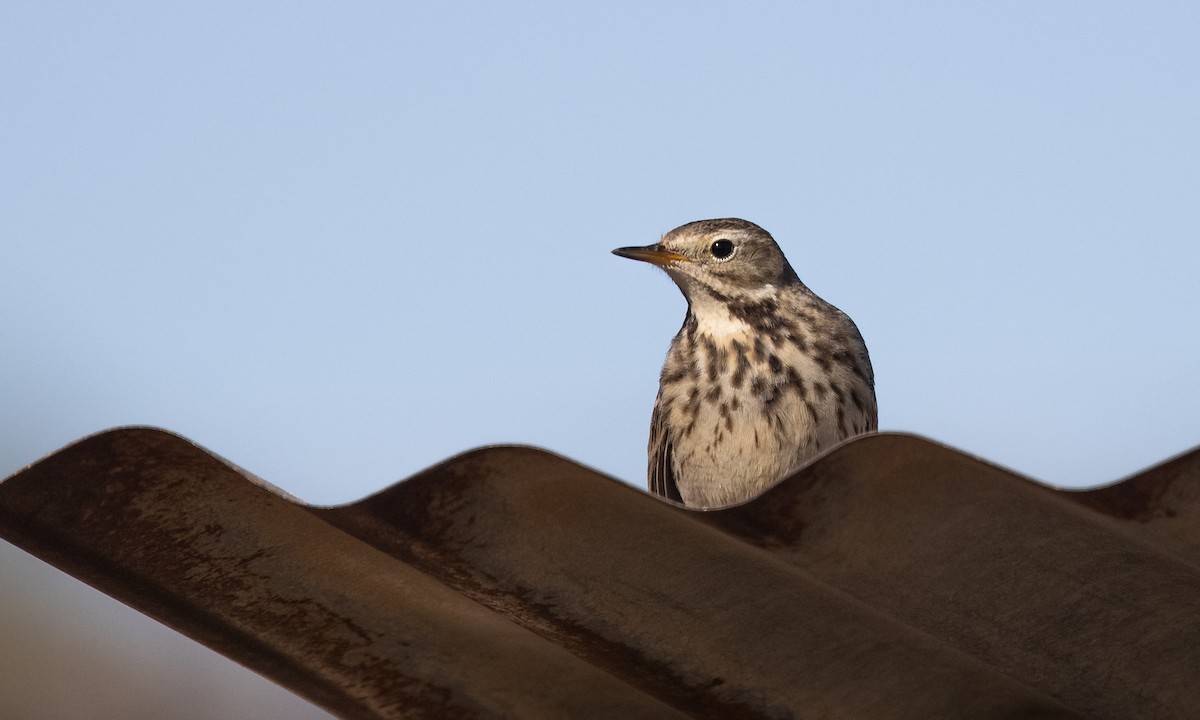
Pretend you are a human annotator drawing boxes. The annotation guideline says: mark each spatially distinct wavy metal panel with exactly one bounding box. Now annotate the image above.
[1,427,1197,719]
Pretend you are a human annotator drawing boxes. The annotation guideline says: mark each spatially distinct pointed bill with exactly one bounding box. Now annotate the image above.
[611,244,692,268]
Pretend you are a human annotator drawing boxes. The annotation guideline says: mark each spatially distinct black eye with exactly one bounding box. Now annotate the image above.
[710,239,735,260]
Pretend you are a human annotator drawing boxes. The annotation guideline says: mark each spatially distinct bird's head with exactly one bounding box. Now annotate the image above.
[612,218,800,302]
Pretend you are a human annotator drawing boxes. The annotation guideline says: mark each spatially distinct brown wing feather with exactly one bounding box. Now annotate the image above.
[648,403,682,502]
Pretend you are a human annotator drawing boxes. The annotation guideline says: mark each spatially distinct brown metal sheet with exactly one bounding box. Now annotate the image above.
[696,434,1200,719]
[1067,444,1200,561]
[2,427,1198,719]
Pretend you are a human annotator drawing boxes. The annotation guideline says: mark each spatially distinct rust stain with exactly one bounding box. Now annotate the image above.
[4,427,1199,719]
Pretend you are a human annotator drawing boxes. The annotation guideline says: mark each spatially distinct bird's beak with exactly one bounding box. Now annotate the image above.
[611,244,692,268]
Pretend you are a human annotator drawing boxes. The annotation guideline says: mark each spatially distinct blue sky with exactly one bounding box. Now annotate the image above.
[4,3,1198,507]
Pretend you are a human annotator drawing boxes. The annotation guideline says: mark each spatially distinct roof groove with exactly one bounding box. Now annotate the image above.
[319,453,1071,719]
[3,426,1198,719]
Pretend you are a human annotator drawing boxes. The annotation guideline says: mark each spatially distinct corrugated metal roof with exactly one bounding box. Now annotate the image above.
[1,427,1198,719]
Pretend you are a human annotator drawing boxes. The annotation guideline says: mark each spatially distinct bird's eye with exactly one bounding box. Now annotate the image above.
[710,239,736,260]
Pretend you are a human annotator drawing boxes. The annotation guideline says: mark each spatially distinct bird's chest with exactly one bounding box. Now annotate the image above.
[658,328,849,501]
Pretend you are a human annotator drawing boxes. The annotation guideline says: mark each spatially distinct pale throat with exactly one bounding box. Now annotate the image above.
[686,283,778,340]
[692,304,752,339]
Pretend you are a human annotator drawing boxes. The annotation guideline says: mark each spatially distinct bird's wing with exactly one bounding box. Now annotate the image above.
[648,404,683,503]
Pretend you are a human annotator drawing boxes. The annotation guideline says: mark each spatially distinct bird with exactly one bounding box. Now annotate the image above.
[613,218,877,508]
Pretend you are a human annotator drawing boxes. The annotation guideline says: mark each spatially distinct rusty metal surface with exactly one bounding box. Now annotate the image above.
[1,428,1198,719]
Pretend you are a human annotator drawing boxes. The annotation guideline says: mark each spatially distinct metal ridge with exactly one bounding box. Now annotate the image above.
[2,427,1198,719]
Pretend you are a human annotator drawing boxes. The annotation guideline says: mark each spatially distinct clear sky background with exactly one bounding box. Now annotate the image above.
[4,3,1199,503]
[1,3,1198,715]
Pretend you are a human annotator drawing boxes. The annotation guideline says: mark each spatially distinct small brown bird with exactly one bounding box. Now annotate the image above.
[614,218,877,508]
